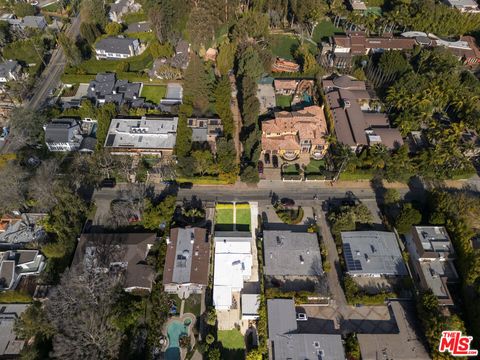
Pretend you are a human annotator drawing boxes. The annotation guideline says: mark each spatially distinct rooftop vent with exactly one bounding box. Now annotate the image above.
[300,255,304,264]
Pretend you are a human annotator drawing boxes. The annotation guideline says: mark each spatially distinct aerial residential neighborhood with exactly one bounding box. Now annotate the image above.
[0,0,480,360]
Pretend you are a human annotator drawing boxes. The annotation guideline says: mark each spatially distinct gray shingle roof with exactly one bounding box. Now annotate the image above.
[267,299,297,338]
[95,37,137,55]
[0,60,19,79]
[263,230,322,277]
[44,119,79,143]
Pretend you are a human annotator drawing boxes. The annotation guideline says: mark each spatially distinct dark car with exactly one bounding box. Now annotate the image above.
[280,198,295,207]
[100,178,116,188]
[272,155,279,168]
[264,153,270,165]
[258,161,264,174]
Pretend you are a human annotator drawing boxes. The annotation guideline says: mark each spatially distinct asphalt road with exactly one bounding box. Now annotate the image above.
[27,14,82,110]
[93,182,412,205]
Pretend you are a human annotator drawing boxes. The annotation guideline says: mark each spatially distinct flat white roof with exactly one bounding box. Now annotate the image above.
[213,234,253,310]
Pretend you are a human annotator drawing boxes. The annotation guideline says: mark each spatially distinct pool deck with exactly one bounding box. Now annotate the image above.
[162,313,197,359]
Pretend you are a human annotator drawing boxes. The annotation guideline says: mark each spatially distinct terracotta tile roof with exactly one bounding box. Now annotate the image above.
[274,79,297,91]
[272,58,300,73]
[261,106,328,151]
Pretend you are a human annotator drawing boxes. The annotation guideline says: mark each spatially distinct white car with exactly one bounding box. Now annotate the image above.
[296,313,308,321]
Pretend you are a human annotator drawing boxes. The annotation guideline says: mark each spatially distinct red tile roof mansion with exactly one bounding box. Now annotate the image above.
[261,106,328,161]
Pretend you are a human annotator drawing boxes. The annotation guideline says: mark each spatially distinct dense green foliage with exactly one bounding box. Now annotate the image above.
[427,190,480,349]
[417,290,466,359]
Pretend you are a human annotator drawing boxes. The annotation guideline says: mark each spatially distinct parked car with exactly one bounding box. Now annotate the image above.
[258,161,264,174]
[272,155,279,168]
[100,178,116,188]
[264,153,270,165]
[280,198,295,207]
[296,313,308,321]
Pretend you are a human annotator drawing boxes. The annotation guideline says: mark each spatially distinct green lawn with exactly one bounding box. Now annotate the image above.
[215,206,234,231]
[122,11,148,25]
[275,94,292,108]
[312,20,343,43]
[339,169,375,181]
[235,206,251,232]
[218,329,245,350]
[141,85,166,104]
[126,31,156,43]
[270,34,300,60]
[283,164,300,175]
[42,2,61,11]
[77,47,153,74]
[305,159,326,175]
[184,294,202,315]
[3,38,44,75]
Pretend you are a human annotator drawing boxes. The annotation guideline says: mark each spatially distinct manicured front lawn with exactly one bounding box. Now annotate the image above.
[305,159,326,175]
[283,164,300,175]
[270,34,300,60]
[215,205,234,231]
[141,85,166,104]
[312,20,343,43]
[235,206,251,231]
[276,94,292,108]
[218,329,245,350]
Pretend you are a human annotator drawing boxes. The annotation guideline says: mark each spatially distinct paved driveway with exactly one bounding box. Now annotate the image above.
[297,304,398,335]
[315,206,347,306]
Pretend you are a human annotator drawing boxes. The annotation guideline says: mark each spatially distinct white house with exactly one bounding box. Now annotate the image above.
[95,37,141,60]
[213,232,253,310]
[44,118,82,152]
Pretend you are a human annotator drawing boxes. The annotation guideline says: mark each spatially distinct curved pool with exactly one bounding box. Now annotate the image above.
[165,320,188,360]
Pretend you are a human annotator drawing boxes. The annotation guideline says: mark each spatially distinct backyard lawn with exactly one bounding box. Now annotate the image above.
[276,94,292,108]
[184,294,202,315]
[218,329,245,360]
[141,85,166,104]
[270,34,300,60]
[122,10,148,24]
[215,204,234,231]
[312,20,343,43]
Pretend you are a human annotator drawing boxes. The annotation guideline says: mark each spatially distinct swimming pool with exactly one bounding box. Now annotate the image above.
[165,320,188,360]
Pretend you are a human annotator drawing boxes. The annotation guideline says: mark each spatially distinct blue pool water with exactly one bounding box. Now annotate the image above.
[165,321,188,360]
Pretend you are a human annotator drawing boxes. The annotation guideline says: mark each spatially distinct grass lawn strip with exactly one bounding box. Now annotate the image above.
[215,204,234,231]
[235,208,251,229]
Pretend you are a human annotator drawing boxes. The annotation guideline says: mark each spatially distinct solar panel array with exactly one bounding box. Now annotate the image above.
[343,243,363,271]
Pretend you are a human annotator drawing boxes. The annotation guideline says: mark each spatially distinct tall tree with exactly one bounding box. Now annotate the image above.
[183,54,212,114]
[58,33,82,66]
[81,0,107,28]
[214,76,234,136]
[45,268,122,359]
